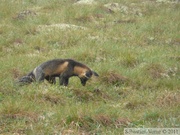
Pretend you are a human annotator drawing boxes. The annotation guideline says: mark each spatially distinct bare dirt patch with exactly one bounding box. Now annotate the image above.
[145,63,166,79]
[71,88,110,102]
[11,68,24,79]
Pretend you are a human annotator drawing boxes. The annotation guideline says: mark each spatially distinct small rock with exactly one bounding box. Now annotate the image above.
[13,10,36,20]
[156,0,179,3]
[104,3,120,12]
[74,0,97,5]
[93,88,101,93]
[37,23,87,32]
[148,37,155,41]
[104,3,128,14]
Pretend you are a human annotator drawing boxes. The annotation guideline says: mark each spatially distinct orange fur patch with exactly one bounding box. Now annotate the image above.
[44,61,69,76]
[74,66,88,77]
[54,61,69,75]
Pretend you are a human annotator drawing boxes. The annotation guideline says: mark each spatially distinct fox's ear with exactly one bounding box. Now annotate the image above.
[92,71,99,77]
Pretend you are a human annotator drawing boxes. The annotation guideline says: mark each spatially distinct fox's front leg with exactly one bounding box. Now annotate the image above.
[59,74,69,86]
[63,78,69,86]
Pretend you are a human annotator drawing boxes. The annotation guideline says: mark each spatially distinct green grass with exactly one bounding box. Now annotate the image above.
[0,0,180,134]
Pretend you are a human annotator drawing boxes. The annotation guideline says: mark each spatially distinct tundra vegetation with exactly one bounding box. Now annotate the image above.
[0,0,179,134]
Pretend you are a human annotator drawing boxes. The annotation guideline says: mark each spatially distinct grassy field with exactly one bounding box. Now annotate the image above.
[0,0,179,134]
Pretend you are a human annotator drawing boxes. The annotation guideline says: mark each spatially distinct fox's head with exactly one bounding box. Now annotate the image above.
[79,69,99,86]
[72,60,99,86]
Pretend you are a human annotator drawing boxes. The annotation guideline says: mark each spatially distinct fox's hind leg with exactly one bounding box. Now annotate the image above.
[45,76,56,84]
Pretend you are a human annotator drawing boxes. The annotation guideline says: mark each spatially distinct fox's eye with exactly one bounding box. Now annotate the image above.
[85,71,92,78]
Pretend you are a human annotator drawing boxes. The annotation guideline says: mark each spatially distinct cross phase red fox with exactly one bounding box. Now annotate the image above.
[18,59,99,86]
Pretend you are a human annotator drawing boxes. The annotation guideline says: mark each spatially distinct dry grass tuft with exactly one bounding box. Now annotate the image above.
[114,19,136,24]
[114,118,131,128]
[94,114,112,126]
[101,71,129,86]
[64,114,131,133]
[94,114,131,127]
[145,63,166,79]
[12,38,24,46]
[65,115,94,132]
[2,111,39,123]
[72,88,94,102]
[172,38,180,46]
[156,92,180,107]
[61,129,88,135]
[93,88,110,100]
[72,88,110,102]
[75,15,96,23]
[25,27,37,35]
[43,94,65,105]
[121,53,140,68]
[144,111,160,121]
[11,68,24,79]
[124,100,147,110]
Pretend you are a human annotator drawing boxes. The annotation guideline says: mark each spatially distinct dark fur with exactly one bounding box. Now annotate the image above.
[18,59,99,86]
